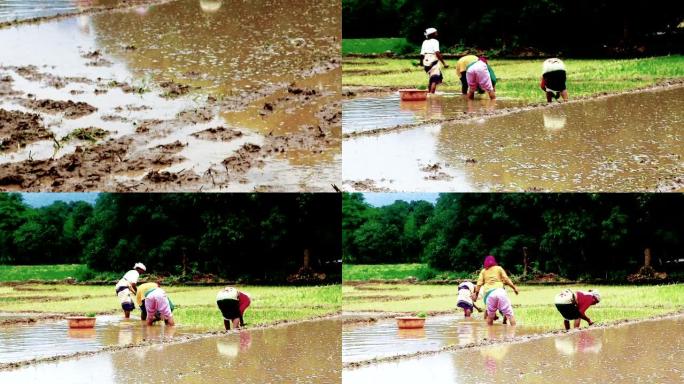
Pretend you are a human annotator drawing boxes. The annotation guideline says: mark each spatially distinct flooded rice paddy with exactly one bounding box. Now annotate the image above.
[343,315,541,363]
[0,319,341,384]
[0,315,191,364]
[343,86,684,192]
[0,0,340,192]
[342,94,524,134]
[0,0,156,23]
[344,315,684,384]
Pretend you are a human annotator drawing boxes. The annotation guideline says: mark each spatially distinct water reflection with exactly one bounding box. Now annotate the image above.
[543,109,567,131]
[1,320,341,383]
[199,0,222,13]
[345,316,684,384]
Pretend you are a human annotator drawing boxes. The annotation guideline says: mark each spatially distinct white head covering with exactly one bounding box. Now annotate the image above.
[542,58,565,74]
[424,27,437,38]
[134,262,146,272]
[590,290,600,303]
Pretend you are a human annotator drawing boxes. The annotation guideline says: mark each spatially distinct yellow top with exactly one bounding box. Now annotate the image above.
[456,55,479,75]
[136,282,159,306]
[476,266,513,294]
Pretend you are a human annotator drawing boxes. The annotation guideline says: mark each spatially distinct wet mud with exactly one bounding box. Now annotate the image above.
[344,315,684,384]
[0,319,341,384]
[0,109,52,150]
[0,0,340,192]
[343,86,684,192]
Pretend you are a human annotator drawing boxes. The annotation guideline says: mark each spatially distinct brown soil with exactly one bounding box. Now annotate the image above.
[21,99,97,119]
[0,74,20,96]
[159,81,192,98]
[343,179,391,192]
[191,127,243,141]
[0,109,52,150]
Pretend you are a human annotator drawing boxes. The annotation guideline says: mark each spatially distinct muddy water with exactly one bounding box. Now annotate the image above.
[0,315,193,364]
[0,319,341,384]
[0,0,134,22]
[342,94,524,134]
[0,0,340,191]
[344,87,684,192]
[344,315,541,363]
[344,316,684,384]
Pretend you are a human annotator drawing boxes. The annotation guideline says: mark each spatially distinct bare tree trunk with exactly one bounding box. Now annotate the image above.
[522,246,529,277]
[644,248,652,267]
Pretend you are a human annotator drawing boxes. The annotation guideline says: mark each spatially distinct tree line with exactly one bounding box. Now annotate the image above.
[0,193,341,282]
[342,0,683,56]
[343,193,684,279]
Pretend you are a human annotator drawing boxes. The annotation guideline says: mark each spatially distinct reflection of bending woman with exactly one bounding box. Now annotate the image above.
[216,287,251,330]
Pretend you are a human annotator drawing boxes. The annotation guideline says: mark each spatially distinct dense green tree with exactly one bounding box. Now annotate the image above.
[343,0,684,55]
[1,194,341,283]
[343,193,684,279]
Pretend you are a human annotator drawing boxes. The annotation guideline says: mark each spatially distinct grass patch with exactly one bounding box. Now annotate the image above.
[342,38,415,55]
[343,55,684,102]
[0,284,341,329]
[343,283,684,330]
[344,264,474,281]
[0,264,91,282]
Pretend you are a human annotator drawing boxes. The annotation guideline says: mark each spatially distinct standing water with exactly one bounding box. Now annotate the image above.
[344,315,542,363]
[344,315,684,383]
[0,319,341,383]
[344,87,684,192]
[0,316,194,364]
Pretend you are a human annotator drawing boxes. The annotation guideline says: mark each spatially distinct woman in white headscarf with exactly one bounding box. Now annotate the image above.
[420,27,449,94]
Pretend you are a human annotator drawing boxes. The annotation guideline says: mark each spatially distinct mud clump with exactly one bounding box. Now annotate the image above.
[222,143,264,173]
[178,107,214,124]
[0,75,19,96]
[346,179,390,192]
[22,99,97,119]
[159,81,191,98]
[0,109,52,150]
[191,127,243,141]
[134,119,163,133]
[82,50,112,67]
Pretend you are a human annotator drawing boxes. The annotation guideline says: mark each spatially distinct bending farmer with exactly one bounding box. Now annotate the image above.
[136,281,159,321]
[540,58,568,102]
[473,255,519,325]
[144,286,175,326]
[457,281,483,317]
[115,262,146,318]
[216,286,251,330]
[465,56,496,100]
[554,289,600,330]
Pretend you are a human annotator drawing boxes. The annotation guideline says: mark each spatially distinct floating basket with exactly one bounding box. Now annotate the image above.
[66,316,96,329]
[396,316,426,329]
[398,89,428,101]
